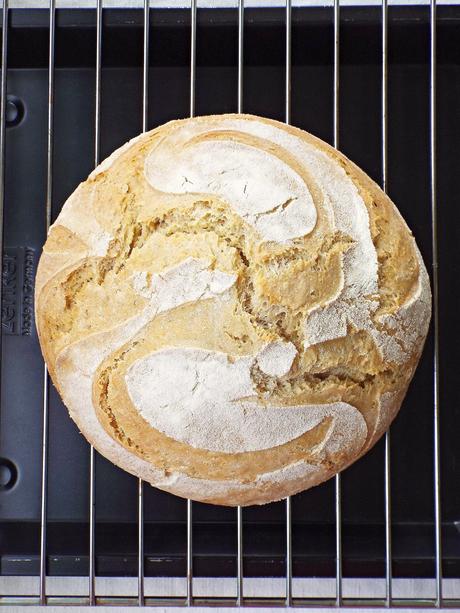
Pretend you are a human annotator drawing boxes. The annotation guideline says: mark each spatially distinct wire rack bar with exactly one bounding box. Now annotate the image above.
[94,0,102,169]
[190,0,197,119]
[185,1,197,605]
[88,0,103,605]
[186,498,193,605]
[137,1,149,607]
[333,0,342,607]
[285,0,292,606]
[45,0,55,232]
[88,447,96,605]
[285,495,292,606]
[285,0,291,125]
[236,4,244,604]
[138,479,144,606]
[142,0,149,133]
[381,0,393,608]
[237,0,243,113]
[39,0,55,605]
[333,0,339,150]
[381,0,388,195]
[430,0,442,607]
[335,476,342,607]
[236,505,243,606]
[384,430,392,605]
[39,373,50,604]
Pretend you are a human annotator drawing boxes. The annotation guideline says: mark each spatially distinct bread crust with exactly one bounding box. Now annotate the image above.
[35,114,431,506]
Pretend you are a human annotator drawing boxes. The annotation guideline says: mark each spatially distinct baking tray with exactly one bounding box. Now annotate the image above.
[0,4,459,585]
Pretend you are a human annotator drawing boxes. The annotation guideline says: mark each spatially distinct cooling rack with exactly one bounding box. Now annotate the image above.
[0,0,459,609]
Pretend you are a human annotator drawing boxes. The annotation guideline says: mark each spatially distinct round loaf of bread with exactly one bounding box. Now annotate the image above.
[35,114,431,506]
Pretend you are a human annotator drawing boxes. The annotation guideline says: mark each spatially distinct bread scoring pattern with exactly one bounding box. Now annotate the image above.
[35,114,431,505]
[144,117,430,363]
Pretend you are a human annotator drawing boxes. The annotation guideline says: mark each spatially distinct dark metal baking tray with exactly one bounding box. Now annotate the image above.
[1,5,459,579]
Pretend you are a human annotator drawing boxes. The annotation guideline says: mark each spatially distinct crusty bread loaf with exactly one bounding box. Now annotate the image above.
[35,114,431,506]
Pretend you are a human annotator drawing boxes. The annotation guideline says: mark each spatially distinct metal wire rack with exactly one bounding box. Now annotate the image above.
[0,0,458,609]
